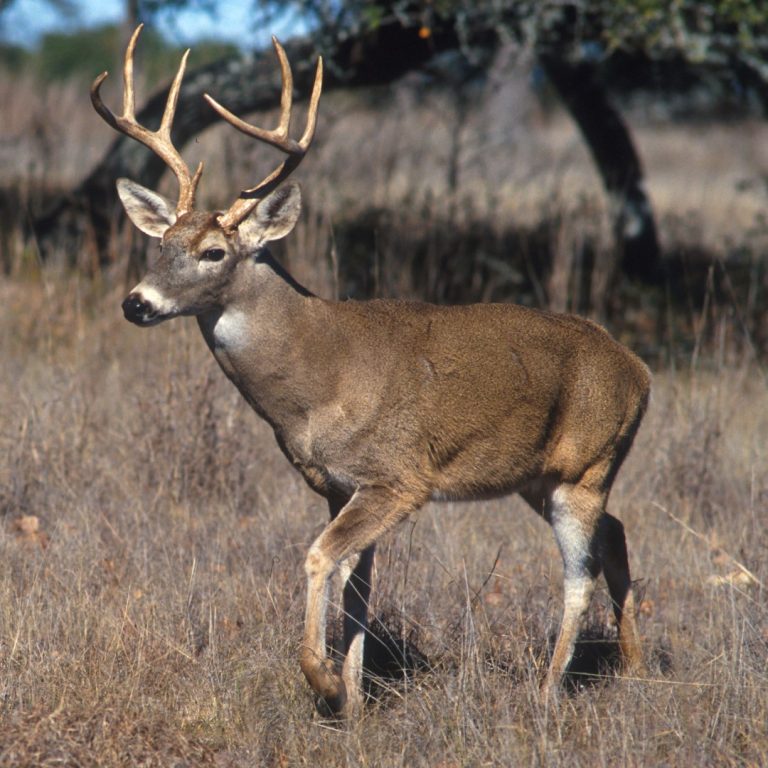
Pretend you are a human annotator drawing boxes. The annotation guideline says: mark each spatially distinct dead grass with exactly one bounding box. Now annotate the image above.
[0,59,767,766]
[0,262,766,766]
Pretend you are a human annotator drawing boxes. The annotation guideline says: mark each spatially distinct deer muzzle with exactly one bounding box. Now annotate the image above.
[122,292,155,325]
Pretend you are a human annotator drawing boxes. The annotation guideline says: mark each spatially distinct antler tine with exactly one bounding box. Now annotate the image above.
[274,36,294,138]
[90,23,203,216]
[122,24,140,119]
[204,37,300,153]
[204,39,323,232]
[299,52,323,150]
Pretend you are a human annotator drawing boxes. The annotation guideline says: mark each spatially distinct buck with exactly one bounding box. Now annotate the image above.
[93,26,650,717]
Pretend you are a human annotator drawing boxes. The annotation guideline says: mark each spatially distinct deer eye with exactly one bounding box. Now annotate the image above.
[201,248,225,262]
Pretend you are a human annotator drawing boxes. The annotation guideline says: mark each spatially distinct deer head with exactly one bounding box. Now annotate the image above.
[91,24,322,325]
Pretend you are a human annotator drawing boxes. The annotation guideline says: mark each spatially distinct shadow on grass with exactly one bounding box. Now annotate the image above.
[329,616,672,712]
[563,625,674,692]
[362,617,431,702]
[562,628,623,692]
[359,620,626,701]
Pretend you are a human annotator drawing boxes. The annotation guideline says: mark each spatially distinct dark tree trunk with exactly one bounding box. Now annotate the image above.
[32,21,461,264]
[538,53,662,282]
[33,11,661,287]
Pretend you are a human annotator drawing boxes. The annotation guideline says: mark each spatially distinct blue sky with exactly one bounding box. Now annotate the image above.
[0,0,297,49]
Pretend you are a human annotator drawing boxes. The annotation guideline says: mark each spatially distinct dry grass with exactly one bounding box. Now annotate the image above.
[0,265,766,767]
[1,59,767,766]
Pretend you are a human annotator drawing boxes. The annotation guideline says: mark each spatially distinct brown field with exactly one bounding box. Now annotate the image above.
[1,61,767,765]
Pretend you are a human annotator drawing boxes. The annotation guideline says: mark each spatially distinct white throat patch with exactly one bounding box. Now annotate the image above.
[212,308,251,350]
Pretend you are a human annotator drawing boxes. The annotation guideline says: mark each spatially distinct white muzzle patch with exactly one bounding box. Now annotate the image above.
[134,284,179,317]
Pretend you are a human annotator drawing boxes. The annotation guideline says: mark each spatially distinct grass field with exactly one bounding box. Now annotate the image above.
[1,62,767,766]
[0,265,766,766]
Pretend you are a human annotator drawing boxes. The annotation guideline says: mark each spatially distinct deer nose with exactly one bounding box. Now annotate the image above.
[122,293,150,323]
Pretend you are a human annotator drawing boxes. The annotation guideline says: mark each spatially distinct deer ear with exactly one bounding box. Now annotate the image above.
[238,183,301,249]
[117,178,177,238]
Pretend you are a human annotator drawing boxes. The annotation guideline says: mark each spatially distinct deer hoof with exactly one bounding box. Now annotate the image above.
[313,677,347,718]
[303,657,347,717]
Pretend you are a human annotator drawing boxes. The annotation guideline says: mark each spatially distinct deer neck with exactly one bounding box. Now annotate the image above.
[196,249,330,434]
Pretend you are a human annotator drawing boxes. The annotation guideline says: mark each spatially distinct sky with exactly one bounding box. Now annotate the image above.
[0,0,297,49]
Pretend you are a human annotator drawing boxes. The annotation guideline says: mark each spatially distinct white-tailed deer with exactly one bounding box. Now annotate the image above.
[93,26,650,717]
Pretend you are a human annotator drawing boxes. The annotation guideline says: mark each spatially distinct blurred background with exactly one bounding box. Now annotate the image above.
[0,0,766,365]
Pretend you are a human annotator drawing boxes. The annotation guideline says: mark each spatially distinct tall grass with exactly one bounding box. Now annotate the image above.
[0,267,766,766]
[0,64,767,765]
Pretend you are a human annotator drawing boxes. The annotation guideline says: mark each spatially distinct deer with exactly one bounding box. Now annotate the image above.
[92,25,651,718]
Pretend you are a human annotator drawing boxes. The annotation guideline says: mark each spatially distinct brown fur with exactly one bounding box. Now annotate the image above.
[118,189,650,716]
[97,31,649,716]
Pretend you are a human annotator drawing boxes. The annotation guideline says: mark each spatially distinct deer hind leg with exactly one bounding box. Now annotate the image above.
[542,483,603,691]
[600,512,645,674]
[301,486,420,717]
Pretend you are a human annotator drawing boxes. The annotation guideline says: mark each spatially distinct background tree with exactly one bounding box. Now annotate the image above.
[20,0,768,283]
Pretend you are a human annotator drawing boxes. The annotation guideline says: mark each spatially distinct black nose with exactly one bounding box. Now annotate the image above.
[122,293,150,323]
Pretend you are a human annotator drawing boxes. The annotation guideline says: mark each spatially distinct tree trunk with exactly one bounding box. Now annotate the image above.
[538,53,662,282]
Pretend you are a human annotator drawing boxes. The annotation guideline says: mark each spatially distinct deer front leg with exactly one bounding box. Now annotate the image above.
[301,546,345,713]
[300,486,421,718]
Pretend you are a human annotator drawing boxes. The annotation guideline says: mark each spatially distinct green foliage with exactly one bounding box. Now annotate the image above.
[143,34,238,84]
[595,0,768,61]
[35,25,123,82]
[0,40,28,71]
[1,23,237,84]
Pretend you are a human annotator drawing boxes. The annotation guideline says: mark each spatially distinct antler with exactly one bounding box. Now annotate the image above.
[90,24,203,217]
[204,37,323,233]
